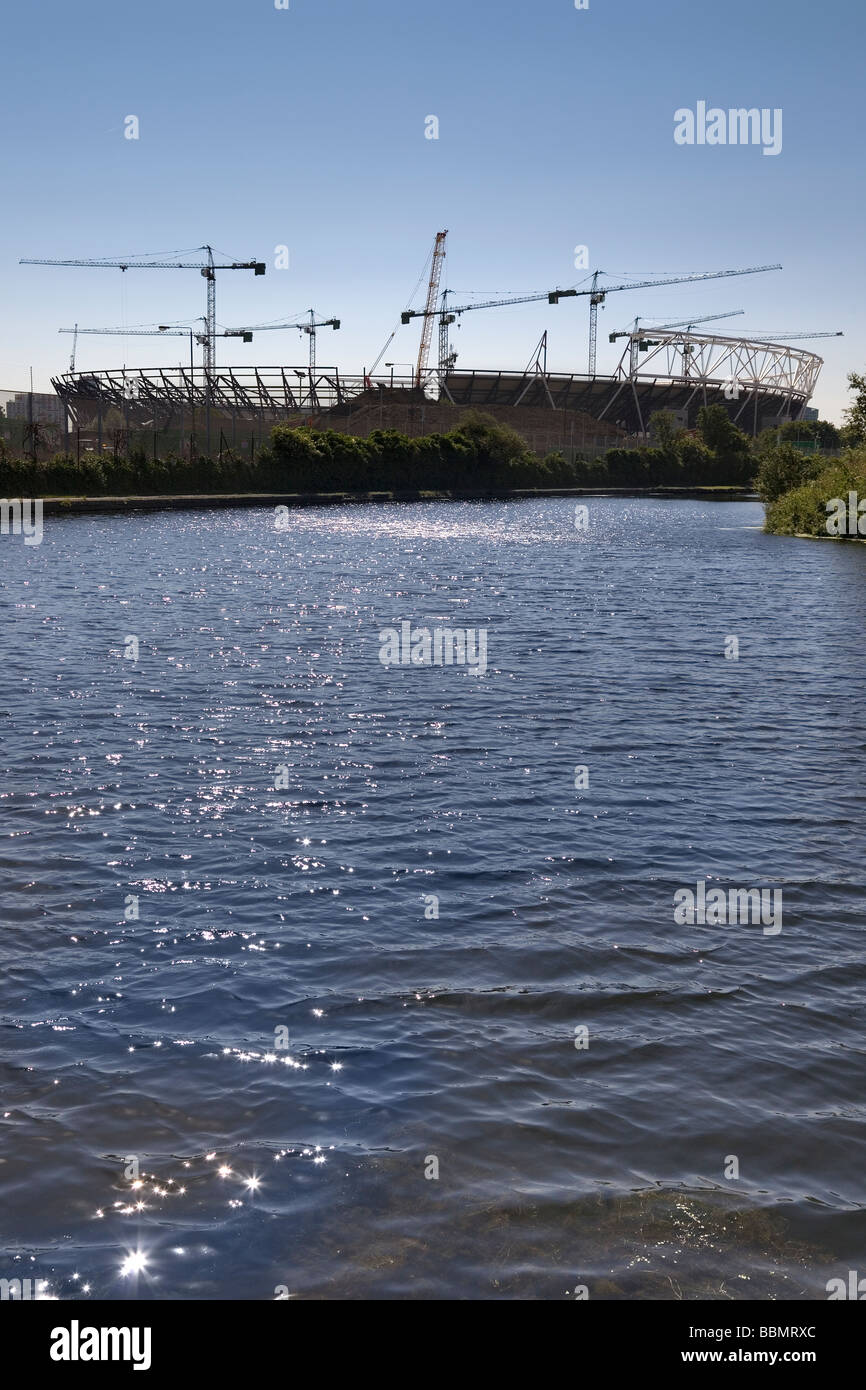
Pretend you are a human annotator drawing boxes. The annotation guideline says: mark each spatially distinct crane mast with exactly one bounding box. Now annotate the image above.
[415,231,447,386]
[588,271,604,375]
[203,246,216,372]
[301,309,341,373]
[438,289,458,377]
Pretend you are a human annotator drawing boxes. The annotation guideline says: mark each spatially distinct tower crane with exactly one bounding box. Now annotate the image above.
[58,321,253,370]
[402,263,781,377]
[21,246,266,372]
[233,311,340,372]
[301,309,339,373]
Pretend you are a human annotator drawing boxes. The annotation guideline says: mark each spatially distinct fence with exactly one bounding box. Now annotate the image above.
[1,390,281,466]
[2,385,633,468]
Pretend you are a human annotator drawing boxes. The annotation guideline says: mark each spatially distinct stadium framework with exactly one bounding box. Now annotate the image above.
[50,330,824,449]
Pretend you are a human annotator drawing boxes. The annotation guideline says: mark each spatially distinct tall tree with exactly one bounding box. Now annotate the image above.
[842,372,866,444]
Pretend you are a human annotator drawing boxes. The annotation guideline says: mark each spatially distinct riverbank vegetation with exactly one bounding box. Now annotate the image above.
[0,403,849,501]
[761,451,866,537]
[760,373,866,537]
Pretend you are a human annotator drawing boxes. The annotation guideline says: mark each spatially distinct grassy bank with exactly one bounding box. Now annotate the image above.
[36,485,756,517]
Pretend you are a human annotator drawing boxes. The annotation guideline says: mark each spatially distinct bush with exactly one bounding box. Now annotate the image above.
[674,437,712,485]
[696,404,751,456]
[764,454,866,537]
[756,443,824,504]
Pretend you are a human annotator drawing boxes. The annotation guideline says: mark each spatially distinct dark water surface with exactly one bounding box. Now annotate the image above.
[1,498,864,1300]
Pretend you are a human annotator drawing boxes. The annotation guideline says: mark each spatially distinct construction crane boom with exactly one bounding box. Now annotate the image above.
[237,315,340,332]
[61,328,191,336]
[748,331,843,341]
[655,311,744,332]
[367,331,396,382]
[21,245,265,372]
[563,266,781,373]
[59,327,252,339]
[403,286,551,322]
[24,257,263,270]
[609,310,744,342]
[402,263,782,375]
[58,320,252,372]
[232,311,341,372]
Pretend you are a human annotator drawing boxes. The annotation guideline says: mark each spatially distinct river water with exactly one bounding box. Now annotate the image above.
[1,498,864,1300]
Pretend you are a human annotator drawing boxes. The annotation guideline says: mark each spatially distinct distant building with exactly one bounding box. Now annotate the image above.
[762,408,820,432]
[4,391,68,430]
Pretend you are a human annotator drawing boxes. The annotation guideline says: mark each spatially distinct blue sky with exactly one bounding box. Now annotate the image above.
[2,0,863,421]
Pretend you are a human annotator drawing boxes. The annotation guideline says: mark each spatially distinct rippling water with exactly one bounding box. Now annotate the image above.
[1,498,864,1300]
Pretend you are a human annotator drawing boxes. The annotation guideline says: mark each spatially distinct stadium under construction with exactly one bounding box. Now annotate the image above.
[51,330,825,457]
[30,234,833,454]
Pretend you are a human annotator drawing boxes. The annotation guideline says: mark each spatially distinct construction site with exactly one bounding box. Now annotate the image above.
[6,233,839,460]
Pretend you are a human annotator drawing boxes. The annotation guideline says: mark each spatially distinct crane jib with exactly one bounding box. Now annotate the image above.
[20,252,266,372]
[403,265,781,320]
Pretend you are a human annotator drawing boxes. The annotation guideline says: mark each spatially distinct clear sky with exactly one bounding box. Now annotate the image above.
[2,0,863,422]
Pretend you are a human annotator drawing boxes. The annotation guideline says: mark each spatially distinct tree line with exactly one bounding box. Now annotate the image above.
[0,400,853,500]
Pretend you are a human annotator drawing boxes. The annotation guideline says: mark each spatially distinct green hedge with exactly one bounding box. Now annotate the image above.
[0,408,766,497]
